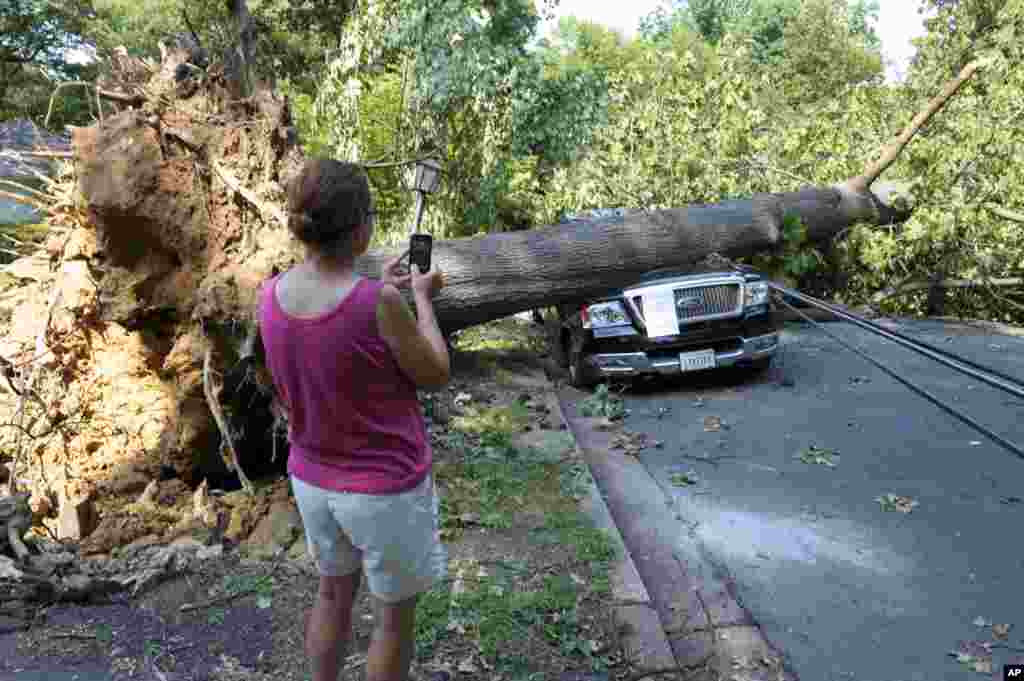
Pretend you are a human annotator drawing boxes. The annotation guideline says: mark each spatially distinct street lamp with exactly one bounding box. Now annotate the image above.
[409,157,442,235]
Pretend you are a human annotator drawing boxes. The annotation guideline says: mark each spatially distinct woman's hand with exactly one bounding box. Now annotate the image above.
[381,249,412,290]
[412,264,445,298]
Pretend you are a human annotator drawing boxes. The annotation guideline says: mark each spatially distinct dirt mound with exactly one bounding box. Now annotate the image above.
[0,43,306,557]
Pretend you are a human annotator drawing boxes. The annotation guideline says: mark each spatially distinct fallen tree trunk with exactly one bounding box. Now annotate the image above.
[352,180,911,333]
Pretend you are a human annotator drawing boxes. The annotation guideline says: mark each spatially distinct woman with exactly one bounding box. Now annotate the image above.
[258,158,449,681]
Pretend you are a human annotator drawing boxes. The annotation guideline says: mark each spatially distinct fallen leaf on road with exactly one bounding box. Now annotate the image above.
[992,623,1012,640]
[969,441,982,447]
[876,494,918,513]
[1000,496,1023,505]
[949,640,993,674]
[670,471,701,486]
[795,445,840,467]
[703,416,722,432]
[973,616,991,628]
[610,430,648,456]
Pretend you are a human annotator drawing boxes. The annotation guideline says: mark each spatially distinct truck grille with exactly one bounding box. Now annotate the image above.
[632,284,740,322]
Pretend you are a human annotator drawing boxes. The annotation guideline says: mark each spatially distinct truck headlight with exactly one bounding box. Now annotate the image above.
[744,282,769,307]
[582,301,631,329]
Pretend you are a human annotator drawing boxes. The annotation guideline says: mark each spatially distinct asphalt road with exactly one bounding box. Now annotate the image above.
[614,318,1024,681]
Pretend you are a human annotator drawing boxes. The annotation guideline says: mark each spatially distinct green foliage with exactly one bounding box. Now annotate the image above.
[7,0,1023,324]
[310,0,612,241]
[578,383,627,420]
[0,0,97,126]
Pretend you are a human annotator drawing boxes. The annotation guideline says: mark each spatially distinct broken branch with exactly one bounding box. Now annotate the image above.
[852,58,991,192]
[211,161,287,228]
[873,277,1023,302]
[4,150,72,159]
[986,204,1024,224]
[46,81,146,127]
[164,127,202,153]
[0,179,50,203]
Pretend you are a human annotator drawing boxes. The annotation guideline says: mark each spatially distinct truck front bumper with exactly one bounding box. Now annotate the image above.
[586,332,779,378]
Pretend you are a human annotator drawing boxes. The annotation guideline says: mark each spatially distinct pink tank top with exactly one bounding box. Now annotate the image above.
[258,273,431,495]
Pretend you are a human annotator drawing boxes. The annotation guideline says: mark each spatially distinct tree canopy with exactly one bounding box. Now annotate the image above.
[3,0,1023,324]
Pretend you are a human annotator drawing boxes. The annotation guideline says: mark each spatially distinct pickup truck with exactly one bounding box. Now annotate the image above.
[551,261,782,388]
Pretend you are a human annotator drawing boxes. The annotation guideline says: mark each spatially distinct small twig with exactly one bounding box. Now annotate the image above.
[989,643,1024,653]
[0,233,27,246]
[202,340,254,495]
[3,150,73,159]
[360,154,442,170]
[46,82,91,128]
[622,660,710,681]
[51,633,97,640]
[677,453,738,467]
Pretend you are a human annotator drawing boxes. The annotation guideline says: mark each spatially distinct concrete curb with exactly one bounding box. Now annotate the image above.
[551,383,798,681]
[545,386,678,674]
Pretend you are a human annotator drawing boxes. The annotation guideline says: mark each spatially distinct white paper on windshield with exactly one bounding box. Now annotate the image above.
[642,290,678,337]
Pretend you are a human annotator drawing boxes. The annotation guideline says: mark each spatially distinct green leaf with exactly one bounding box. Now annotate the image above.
[670,471,700,486]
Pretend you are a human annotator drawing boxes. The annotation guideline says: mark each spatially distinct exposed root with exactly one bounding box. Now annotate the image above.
[202,339,254,496]
[8,289,62,496]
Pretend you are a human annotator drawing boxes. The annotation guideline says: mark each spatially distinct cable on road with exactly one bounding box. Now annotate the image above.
[769,283,1024,401]
[773,296,1024,461]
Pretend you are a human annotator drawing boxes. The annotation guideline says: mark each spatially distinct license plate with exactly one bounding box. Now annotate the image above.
[679,349,716,372]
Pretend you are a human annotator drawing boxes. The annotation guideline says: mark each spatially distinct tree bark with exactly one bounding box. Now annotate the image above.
[352,179,912,333]
[226,0,257,98]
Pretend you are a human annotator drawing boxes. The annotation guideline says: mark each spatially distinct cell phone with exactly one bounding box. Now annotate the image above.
[409,233,433,274]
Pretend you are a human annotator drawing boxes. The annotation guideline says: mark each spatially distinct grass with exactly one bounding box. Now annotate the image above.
[419,399,620,674]
[433,426,589,536]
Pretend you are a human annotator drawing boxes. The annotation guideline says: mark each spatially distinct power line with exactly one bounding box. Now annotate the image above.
[772,294,1024,461]
[770,284,1024,401]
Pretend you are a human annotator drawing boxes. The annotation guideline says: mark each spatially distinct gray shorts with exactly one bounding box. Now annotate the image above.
[290,473,448,603]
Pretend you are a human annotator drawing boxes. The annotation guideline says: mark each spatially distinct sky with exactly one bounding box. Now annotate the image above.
[543,0,931,82]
